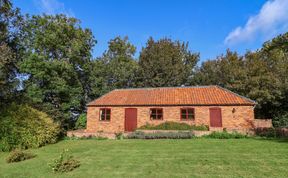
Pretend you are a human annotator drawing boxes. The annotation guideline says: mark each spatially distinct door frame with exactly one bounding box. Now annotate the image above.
[209,107,222,127]
[124,108,137,132]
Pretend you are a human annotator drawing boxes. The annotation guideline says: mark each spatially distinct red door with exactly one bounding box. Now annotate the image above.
[125,108,137,132]
[209,108,222,127]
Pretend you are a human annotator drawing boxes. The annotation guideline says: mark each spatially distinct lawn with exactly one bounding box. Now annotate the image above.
[0,139,288,178]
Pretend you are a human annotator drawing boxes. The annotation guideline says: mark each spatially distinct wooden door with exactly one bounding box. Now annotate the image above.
[125,108,137,132]
[209,108,222,127]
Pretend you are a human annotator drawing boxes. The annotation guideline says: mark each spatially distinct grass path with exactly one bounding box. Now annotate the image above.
[0,139,288,178]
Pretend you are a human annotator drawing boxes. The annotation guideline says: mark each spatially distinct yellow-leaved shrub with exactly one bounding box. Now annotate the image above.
[0,104,61,151]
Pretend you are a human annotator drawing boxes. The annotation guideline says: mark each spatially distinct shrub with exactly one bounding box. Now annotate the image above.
[6,149,36,163]
[203,131,248,139]
[49,149,80,173]
[138,122,209,131]
[126,131,194,139]
[115,132,124,140]
[191,124,209,131]
[254,127,288,138]
[0,104,61,152]
[273,112,288,127]
[75,113,87,129]
[64,136,108,140]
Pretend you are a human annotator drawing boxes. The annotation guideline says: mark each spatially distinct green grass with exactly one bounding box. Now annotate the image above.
[0,139,288,178]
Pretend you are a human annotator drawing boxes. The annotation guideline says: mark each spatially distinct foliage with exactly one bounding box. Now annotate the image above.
[75,113,87,129]
[254,127,288,138]
[99,36,138,90]
[272,112,288,128]
[138,122,209,131]
[137,37,199,87]
[18,14,96,128]
[0,104,60,152]
[0,43,18,102]
[126,131,194,139]
[49,149,80,173]
[6,149,36,163]
[0,0,23,106]
[203,131,248,139]
[64,136,108,140]
[115,132,124,140]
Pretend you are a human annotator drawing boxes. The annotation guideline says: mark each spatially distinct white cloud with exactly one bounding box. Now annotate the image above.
[34,0,74,16]
[224,0,288,45]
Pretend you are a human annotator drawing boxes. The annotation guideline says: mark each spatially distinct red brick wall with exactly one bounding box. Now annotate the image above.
[86,106,255,133]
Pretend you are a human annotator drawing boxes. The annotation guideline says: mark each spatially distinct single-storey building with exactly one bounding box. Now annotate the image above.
[86,86,256,133]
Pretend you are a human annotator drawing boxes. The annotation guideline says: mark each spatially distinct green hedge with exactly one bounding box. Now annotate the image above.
[203,131,248,139]
[126,131,194,139]
[138,121,209,131]
[0,104,61,151]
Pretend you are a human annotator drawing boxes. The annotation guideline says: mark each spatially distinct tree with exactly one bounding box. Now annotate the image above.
[244,51,282,118]
[19,14,96,128]
[193,50,246,95]
[98,36,138,90]
[138,37,199,87]
[0,44,17,102]
[0,0,23,106]
[261,32,288,119]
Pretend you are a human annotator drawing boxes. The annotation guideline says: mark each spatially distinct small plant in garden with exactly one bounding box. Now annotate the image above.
[64,136,108,140]
[126,131,194,139]
[115,132,124,140]
[203,131,248,139]
[49,149,80,173]
[6,149,36,163]
[138,121,209,131]
[75,113,87,129]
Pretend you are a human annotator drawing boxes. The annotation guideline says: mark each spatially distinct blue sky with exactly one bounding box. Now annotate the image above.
[13,0,288,62]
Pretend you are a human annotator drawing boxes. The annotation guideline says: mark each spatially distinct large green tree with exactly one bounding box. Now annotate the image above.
[138,38,199,87]
[193,50,247,95]
[96,36,138,91]
[19,14,95,128]
[0,0,23,105]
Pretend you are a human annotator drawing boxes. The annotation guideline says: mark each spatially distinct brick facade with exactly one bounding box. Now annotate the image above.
[86,105,255,133]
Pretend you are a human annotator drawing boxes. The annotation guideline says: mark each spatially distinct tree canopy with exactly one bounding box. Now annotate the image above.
[138,38,199,87]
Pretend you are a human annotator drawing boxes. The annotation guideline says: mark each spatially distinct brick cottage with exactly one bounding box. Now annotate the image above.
[86,86,256,133]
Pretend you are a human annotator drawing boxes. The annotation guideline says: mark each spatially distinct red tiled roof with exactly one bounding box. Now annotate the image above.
[87,86,256,106]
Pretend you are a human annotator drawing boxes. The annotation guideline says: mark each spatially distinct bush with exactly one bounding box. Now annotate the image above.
[138,122,209,131]
[203,131,248,139]
[126,131,194,139]
[115,132,124,140]
[254,127,288,138]
[191,124,209,131]
[6,149,36,163]
[64,136,108,140]
[0,104,61,152]
[49,149,80,173]
[273,112,288,127]
[75,113,87,129]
